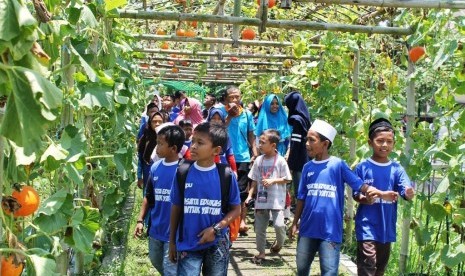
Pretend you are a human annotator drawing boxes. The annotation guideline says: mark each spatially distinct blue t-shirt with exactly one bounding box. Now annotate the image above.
[354,158,411,243]
[137,115,148,140]
[147,160,178,242]
[219,139,234,164]
[297,156,363,243]
[226,110,255,163]
[170,162,241,251]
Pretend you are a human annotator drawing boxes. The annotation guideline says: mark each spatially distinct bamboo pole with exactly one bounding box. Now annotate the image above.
[151,76,245,84]
[135,34,316,48]
[295,0,465,9]
[399,58,415,273]
[345,48,360,245]
[135,48,319,60]
[142,67,282,73]
[114,11,414,35]
[152,72,246,79]
[141,57,284,66]
[232,0,242,47]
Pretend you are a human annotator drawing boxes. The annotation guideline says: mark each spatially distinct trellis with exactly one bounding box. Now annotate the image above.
[114,1,463,272]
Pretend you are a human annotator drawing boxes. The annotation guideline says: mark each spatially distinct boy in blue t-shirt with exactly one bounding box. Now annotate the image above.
[354,118,414,276]
[169,122,241,276]
[289,119,396,276]
[134,125,186,276]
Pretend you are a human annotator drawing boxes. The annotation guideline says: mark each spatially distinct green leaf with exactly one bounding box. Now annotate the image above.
[0,67,62,155]
[424,201,447,221]
[60,125,87,161]
[79,83,114,109]
[28,254,58,276]
[37,188,70,216]
[105,0,128,11]
[9,140,36,165]
[64,163,83,186]
[0,0,20,41]
[72,224,95,253]
[441,244,465,268]
[70,44,98,82]
[34,212,68,233]
[436,176,449,194]
[40,142,68,171]
[433,40,458,70]
[80,5,98,28]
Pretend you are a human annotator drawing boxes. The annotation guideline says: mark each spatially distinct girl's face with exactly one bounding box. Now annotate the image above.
[270,98,279,114]
[162,96,174,110]
[210,113,223,125]
[182,125,193,140]
[150,115,163,130]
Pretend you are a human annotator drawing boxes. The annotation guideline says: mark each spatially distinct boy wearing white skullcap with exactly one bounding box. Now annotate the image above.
[289,119,393,276]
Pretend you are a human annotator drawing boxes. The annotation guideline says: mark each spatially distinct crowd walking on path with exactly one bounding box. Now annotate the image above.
[133,86,415,276]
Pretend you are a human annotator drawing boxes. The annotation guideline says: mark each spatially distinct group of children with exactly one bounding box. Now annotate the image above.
[134,89,415,276]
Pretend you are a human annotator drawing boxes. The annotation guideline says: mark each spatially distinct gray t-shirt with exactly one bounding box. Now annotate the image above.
[248,154,292,210]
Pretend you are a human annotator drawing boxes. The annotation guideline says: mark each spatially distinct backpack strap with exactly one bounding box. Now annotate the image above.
[176,159,194,242]
[216,163,232,215]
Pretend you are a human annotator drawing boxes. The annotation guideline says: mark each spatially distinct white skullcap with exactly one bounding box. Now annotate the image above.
[310,119,337,143]
[155,122,175,133]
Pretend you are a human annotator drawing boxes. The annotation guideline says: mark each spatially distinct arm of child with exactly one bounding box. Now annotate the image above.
[134,197,148,238]
[245,180,257,205]
[197,204,241,244]
[262,177,291,187]
[289,199,304,239]
[169,205,182,263]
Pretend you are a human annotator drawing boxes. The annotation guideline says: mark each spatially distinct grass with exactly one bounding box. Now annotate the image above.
[123,189,159,275]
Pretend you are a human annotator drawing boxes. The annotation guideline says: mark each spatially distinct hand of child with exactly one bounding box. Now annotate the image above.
[405,187,415,200]
[245,196,252,205]
[262,179,273,187]
[380,191,398,202]
[197,227,216,244]
[168,243,177,263]
[133,222,144,238]
[364,194,376,205]
[137,179,143,189]
[288,223,298,240]
[365,186,382,198]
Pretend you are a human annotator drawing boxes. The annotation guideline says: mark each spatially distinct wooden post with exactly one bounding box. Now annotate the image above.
[295,0,465,9]
[113,11,414,35]
[399,58,415,273]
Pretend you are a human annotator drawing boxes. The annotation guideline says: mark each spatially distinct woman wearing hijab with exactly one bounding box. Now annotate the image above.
[255,94,292,156]
[174,97,204,127]
[284,91,311,198]
[207,107,238,174]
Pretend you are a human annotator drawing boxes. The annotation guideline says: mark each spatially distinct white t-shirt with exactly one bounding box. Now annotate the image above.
[248,154,292,210]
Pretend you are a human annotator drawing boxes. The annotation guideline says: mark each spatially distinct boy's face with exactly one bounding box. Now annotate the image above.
[306,130,328,159]
[204,95,215,107]
[182,125,193,139]
[190,131,220,162]
[259,134,275,155]
[368,131,394,162]
[147,107,158,118]
[156,135,175,158]
[150,115,164,130]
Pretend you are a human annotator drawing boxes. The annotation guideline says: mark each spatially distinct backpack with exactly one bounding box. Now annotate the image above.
[176,159,239,242]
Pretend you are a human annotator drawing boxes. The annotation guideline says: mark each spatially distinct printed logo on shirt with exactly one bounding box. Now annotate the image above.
[186,182,193,188]
[154,188,171,202]
[306,183,336,198]
[364,179,374,185]
[184,198,221,215]
[307,171,315,177]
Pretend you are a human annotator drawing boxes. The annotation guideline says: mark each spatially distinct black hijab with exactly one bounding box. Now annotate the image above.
[284,91,311,132]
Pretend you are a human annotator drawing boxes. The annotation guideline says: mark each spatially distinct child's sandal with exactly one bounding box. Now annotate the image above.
[270,240,282,254]
[251,255,265,265]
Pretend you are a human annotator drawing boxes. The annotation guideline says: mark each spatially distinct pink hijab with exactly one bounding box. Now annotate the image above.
[174,97,204,127]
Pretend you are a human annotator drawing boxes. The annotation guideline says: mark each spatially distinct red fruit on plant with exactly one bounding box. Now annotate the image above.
[257,0,276,8]
[409,46,425,63]
[161,42,169,50]
[189,21,198,28]
[185,30,196,37]
[176,29,186,37]
[241,28,256,40]
[230,57,239,62]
